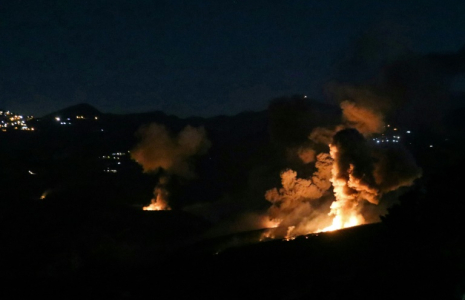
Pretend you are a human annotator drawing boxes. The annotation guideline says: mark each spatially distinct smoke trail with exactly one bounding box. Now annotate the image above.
[131,123,211,210]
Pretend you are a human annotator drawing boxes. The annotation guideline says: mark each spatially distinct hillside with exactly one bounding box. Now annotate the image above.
[1,99,464,299]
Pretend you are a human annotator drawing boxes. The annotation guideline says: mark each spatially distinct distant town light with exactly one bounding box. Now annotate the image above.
[55,117,60,121]
[406,131,411,133]
[430,145,433,148]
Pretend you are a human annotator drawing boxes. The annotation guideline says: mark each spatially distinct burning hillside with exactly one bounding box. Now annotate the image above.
[263,98,422,240]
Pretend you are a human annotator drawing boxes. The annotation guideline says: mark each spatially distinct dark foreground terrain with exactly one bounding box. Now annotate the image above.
[2,219,463,300]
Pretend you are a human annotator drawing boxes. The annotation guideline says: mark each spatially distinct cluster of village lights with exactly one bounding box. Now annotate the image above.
[0,110,34,132]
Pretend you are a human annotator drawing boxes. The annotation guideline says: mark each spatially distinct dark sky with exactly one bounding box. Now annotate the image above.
[1,0,464,117]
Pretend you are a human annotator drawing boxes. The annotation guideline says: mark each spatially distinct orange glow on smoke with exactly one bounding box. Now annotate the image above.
[316,144,366,232]
[263,218,280,229]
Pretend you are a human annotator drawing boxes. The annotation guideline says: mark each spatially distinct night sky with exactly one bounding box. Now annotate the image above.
[1,0,464,117]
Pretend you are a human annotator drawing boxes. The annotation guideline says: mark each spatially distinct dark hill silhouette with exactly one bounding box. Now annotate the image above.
[41,103,102,120]
[8,98,343,211]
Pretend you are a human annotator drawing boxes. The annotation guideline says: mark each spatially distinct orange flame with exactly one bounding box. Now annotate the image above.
[318,213,363,232]
[317,144,366,232]
[142,193,171,211]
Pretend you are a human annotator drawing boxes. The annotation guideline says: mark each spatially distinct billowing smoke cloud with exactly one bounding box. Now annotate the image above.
[131,123,211,210]
[331,31,465,133]
[372,146,422,193]
[309,126,343,146]
[331,129,379,205]
[263,153,333,238]
[297,147,316,164]
[263,95,422,239]
[379,50,465,131]
[131,124,211,178]
[324,129,379,231]
[309,98,384,146]
[232,29,460,239]
[325,128,422,231]
[340,100,384,135]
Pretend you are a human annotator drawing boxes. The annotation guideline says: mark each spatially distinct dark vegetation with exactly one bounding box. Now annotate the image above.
[1,101,464,299]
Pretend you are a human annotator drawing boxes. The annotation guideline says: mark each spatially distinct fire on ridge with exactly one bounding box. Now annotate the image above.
[262,99,422,240]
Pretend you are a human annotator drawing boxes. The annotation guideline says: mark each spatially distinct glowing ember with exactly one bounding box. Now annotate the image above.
[39,189,51,200]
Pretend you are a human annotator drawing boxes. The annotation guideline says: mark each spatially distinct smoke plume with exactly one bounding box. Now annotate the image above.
[340,100,384,135]
[263,153,333,238]
[263,95,422,239]
[324,129,379,231]
[264,32,460,239]
[131,123,211,210]
[372,146,422,193]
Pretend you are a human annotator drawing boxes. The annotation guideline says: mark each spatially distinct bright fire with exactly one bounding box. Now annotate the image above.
[316,144,367,232]
[264,133,374,241]
[318,213,363,233]
[142,193,171,211]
